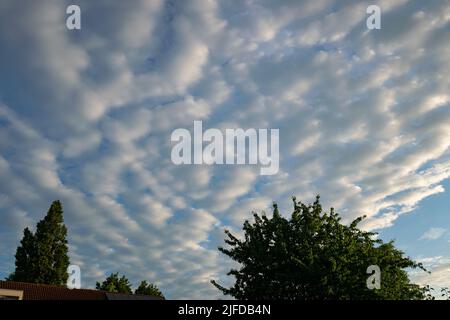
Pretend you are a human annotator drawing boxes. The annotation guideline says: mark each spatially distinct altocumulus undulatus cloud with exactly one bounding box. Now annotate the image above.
[0,0,449,298]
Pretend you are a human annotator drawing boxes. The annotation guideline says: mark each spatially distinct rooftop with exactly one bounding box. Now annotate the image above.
[0,281,163,300]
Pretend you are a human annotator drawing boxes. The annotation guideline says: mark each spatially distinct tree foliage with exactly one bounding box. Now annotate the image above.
[96,273,133,294]
[212,196,427,300]
[135,280,165,299]
[8,200,70,286]
[96,275,165,298]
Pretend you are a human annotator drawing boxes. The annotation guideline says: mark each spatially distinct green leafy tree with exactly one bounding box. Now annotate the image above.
[8,200,70,285]
[96,273,133,294]
[135,280,165,299]
[212,196,427,300]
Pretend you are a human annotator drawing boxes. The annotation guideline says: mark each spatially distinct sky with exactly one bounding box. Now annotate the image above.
[0,0,449,299]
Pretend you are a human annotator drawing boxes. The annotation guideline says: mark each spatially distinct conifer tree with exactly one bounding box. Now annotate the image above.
[8,228,37,282]
[8,200,70,286]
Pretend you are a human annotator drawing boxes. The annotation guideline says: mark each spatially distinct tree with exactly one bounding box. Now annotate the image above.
[211,196,427,300]
[96,273,133,294]
[8,228,37,282]
[135,280,165,299]
[8,200,70,285]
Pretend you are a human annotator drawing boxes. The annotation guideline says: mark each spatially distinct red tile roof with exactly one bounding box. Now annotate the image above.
[0,281,105,300]
[0,281,162,300]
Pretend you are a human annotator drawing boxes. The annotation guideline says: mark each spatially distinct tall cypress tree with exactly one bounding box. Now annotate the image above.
[8,200,70,286]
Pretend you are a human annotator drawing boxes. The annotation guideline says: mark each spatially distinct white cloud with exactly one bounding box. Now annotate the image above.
[419,228,447,241]
[0,0,450,298]
[410,256,450,299]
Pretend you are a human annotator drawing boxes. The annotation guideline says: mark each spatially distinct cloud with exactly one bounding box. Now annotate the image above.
[419,228,447,241]
[0,0,450,298]
[410,256,450,299]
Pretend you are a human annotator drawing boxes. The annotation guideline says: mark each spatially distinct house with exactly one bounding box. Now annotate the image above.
[0,281,163,300]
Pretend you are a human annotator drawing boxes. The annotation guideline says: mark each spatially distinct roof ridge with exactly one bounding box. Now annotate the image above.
[0,281,162,299]
[0,280,99,292]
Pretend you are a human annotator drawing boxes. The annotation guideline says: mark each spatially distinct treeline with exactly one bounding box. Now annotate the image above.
[7,197,449,300]
[7,200,164,299]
